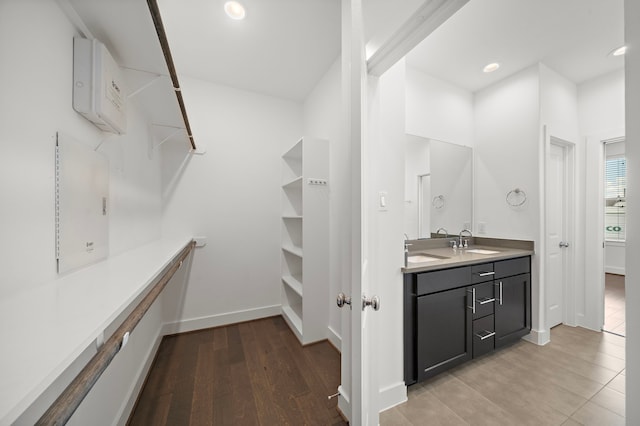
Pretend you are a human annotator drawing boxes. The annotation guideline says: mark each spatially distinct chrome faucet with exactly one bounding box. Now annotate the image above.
[435,228,449,238]
[459,229,472,248]
[404,234,412,266]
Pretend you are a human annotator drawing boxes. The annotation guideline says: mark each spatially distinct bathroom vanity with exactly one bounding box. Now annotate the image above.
[402,238,533,385]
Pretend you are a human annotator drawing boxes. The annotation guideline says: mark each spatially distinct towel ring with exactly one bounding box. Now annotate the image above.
[506,188,527,207]
[432,195,445,209]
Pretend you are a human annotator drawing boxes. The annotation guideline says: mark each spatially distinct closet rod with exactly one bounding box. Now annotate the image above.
[146,0,196,151]
[36,240,196,426]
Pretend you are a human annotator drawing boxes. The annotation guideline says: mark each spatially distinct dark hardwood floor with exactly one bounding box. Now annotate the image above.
[128,316,347,425]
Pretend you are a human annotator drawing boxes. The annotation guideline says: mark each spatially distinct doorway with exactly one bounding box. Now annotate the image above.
[546,137,576,329]
[602,139,626,336]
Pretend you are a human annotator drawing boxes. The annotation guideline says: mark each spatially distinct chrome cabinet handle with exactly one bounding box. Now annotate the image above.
[475,330,496,340]
[478,297,496,305]
[467,288,476,314]
[476,271,495,277]
[494,281,503,305]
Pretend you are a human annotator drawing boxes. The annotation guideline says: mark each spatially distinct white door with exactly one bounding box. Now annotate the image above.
[338,1,379,424]
[547,142,571,328]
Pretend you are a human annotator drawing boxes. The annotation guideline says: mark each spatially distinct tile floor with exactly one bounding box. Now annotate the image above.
[381,325,626,425]
[603,273,626,336]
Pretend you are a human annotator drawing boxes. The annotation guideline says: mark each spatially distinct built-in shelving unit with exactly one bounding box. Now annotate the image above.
[280,137,329,344]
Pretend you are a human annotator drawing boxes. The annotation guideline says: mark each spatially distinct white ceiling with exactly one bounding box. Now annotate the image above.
[156,0,342,102]
[66,0,623,109]
[406,0,625,93]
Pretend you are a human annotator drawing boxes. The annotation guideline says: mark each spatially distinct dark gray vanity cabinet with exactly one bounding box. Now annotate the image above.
[416,281,472,382]
[494,258,531,348]
[404,256,531,385]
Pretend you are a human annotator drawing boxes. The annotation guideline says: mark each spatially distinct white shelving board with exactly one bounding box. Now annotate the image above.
[280,137,329,345]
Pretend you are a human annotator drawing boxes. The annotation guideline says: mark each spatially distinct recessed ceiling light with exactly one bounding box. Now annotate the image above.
[610,45,627,56]
[224,1,246,20]
[483,63,500,73]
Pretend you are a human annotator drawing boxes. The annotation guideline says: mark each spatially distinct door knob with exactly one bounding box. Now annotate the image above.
[362,295,380,311]
[559,241,570,248]
[337,292,352,308]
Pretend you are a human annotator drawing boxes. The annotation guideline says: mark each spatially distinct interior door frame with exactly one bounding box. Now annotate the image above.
[600,136,626,331]
[545,134,577,330]
[584,131,624,331]
[417,173,431,238]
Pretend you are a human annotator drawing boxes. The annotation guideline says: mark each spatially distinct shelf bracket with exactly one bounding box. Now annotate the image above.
[127,74,163,100]
[150,123,186,150]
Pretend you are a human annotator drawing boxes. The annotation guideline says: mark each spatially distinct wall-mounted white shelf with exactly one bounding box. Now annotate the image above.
[282,244,303,258]
[280,137,329,345]
[282,274,303,297]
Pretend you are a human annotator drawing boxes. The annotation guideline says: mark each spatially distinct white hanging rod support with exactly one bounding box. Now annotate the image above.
[121,66,169,78]
[151,123,186,130]
[127,74,164,100]
[153,127,187,150]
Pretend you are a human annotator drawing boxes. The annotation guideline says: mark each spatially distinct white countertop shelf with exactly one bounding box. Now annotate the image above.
[0,237,193,425]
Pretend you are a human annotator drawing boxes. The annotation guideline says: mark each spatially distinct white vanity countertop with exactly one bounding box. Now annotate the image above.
[402,245,534,274]
[0,238,193,425]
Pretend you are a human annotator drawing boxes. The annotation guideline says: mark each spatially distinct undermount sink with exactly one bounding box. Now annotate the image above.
[466,249,500,255]
[407,253,449,263]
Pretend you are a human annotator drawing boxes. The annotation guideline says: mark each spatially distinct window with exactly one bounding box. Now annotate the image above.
[605,155,626,241]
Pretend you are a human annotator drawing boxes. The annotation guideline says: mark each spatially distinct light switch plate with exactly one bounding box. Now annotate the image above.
[379,191,388,211]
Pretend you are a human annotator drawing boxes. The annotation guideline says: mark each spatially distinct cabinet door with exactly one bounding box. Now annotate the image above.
[495,273,531,348]
[417,286,472,381]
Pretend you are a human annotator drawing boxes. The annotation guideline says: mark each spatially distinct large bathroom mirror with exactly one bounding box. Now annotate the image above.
[404,134,472,239]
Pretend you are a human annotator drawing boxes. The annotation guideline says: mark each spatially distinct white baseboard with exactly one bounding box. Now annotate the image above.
[337,385,351,423]
[523,328,550,346]
[605,266,625,275]
[162,305,282,335]
[327,325,342,353]
[378,382,407,412]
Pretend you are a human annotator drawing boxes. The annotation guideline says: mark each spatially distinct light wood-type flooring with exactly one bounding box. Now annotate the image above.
[382,325,626,425]
[128,316,346,426]
[603,273,626,336]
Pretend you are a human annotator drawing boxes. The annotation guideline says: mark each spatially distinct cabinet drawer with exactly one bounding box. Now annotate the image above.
[417,266,471,296]
[471,263,495,283]
[473,314,495,358]
[470,281,495,320]
[495,257,530,279]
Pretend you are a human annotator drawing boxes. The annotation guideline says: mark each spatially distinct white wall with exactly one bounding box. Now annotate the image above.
[302,57,345,349]
[539,64,581,328]
[367,60,408,410]
[160,76,303,332]
[625,1,640,422]
[405,67,474,147]
[0,1,165,423]
[0,0,162,301]
[474,65,544,338]
[474,66,540,240]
